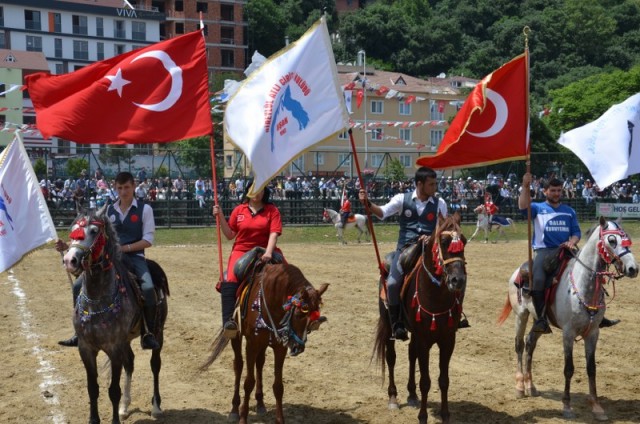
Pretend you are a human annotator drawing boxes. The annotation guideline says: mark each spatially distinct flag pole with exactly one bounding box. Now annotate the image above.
[348,128,384,274]
[523,26,533,285]
[210,131,224,284]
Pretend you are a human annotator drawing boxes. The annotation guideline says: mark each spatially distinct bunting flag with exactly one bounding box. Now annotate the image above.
[558,92,640,188]
[417,54,529,170]
[224,17,348,196]
[344,90,353,114]
[356,90,364,109]
[25,31,211,144]
[0,134,57,274]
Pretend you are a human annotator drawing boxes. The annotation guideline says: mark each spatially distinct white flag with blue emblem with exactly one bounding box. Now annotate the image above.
[0,134,57,274]
[558,93,640,189]
[224,17,349,196]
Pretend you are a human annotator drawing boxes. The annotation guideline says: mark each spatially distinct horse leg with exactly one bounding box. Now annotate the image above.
[468,226,480,242]
[416,339,432,424]
[273,346,287,424]
[483,227,489,244]
[150,346,163,418]
[437,337,456,424]
[514,312,528,398]
[118,345,134,420]
[229,337,243,421]
[407,338,419,408]
[240,341,258,424]
[107,356,124,424]
[561,333,576,418]
[386,338,399,409]
[79,348,101,424]
[524,330,542,397]
[584,332,607,421]
[255,347,267,415]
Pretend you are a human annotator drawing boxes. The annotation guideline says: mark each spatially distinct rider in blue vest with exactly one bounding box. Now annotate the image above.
[57,172,161,350]
[359,167,453,341]
[519,172,619,333]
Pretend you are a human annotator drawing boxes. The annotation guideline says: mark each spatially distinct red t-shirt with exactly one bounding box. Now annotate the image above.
[484,201,498,215]
[340,199,351,213]
[226,203,283,282]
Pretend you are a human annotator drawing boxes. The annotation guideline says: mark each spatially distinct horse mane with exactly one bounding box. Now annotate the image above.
[262,264,321,307]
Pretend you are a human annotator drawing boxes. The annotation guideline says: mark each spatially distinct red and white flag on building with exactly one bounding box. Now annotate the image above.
[417,54,529,169]
[0,134,57,274]
[25,31,211,144]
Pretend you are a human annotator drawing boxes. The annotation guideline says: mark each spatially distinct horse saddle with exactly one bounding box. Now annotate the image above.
[345,215,356,224]
[379,242,424,303]
[234,247,285,321]
[514,246,575,292]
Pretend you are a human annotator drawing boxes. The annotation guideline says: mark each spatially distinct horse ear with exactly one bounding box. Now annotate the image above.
[96,202,109,218]
[599,216,607,228]
[316,283,329,296]
[452,211,462,225]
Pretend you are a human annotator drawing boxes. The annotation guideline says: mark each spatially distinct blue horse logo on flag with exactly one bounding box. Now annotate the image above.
[270,85,310,152]
[0,193,14,230]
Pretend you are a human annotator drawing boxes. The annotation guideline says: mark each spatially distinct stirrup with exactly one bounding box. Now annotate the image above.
[531,318,552,334]
[392,324,408,341]
[58,334,78,347]
[223,320,239,339]
[599,317,620,328]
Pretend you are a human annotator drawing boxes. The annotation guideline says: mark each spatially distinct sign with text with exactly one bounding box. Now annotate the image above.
[597,203,640,218]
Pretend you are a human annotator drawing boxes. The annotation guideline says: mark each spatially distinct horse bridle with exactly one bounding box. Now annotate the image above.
[68,218,111,271]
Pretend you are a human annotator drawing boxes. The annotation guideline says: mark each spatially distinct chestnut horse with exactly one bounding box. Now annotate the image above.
[202,263,328,424]
[373,213,467,424]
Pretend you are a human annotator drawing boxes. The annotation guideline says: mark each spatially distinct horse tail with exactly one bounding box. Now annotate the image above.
[371,298,390,380]
[199,329,229,371]
[496,294,513,325]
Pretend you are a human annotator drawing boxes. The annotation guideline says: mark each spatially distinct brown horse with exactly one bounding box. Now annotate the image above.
[373,213,467,424]
[202,263,328,424]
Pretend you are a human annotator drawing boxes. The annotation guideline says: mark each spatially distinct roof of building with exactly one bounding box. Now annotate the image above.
[0,50,49,71]
[337,65,477,96]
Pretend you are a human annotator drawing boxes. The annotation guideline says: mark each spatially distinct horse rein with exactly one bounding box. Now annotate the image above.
[68,218,111,272]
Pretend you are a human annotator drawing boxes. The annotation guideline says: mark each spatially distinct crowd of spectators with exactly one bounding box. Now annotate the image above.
[38,167,640,213]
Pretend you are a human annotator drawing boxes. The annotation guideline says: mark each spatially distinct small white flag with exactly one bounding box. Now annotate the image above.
[344,90,353,114]
[0,134,57,274]
[223,17,349,196]
[558,93,640,188]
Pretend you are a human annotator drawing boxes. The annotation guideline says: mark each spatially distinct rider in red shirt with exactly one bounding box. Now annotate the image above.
[484,194,498,228]
[340,196,352,229]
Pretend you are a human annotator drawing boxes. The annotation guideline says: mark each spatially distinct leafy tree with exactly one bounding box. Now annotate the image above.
[67,158,89,178]
[245,0,287,57]
[382,157,406,182]
[33,158,47,179]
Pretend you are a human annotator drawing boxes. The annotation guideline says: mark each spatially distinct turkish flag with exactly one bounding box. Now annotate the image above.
[25,31,211,144]
[356,89,364,109]
[405,95,416,105]
[416,54,529,170]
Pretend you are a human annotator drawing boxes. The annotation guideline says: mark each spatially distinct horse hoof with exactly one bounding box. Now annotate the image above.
[119,409,130,421]
[256,405,267,415]
[388,401,399,410]
[594,412,609,422]
[562,408,576,419]
[407,395,420,408]
[151,408,163,419]
[228,411,240,421]
[515,389,525,399]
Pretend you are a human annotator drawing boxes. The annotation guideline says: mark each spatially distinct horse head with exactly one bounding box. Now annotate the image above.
[433,212,467,294]
[595,216,638,278]
[285,282,329,357]
[322,208,335,224]
[63,204,118,276]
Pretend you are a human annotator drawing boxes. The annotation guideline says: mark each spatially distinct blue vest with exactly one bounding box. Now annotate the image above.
[108,201,144,253]
[397,192,438,249]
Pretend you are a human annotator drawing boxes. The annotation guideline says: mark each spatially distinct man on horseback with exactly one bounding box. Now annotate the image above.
[339,194,352,229]
[359,167,451,341]
[518,173,619,333]
[57,172,161,350]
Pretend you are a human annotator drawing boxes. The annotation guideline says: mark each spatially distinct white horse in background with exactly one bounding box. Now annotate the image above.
[322,208,370,245]
[468,204,515,243]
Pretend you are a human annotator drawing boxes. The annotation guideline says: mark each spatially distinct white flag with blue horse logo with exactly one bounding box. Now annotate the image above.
[558,93,640,189]
[0,134,57,274]
[224,17,349,196]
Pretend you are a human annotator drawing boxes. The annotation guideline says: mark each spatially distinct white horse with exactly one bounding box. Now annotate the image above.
[497,217,638,421]
[468,204,515,243]
[322,207,369,245]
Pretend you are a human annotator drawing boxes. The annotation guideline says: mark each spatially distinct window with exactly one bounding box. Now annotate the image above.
[132,21,146,41]
[371,154,384,167]
[338,153,351,168]
[0,84,4,97]
[72,15,88,35]
[430,100,445,120]
[114,44,126,55]
[291,156,304,173]
[221,49,234,67]
[399,128,412,142]
[313,152,325,166]
[58,139,71,155]
[26,35,42,52]
[399,101,412,115]
[399,154,411,167]
[371,128,383,141]
[55,63,64,74]
[175,22,184,34]
[0,31,5,49]
[430,129,444,149]
[53,13,61,32]
[73,40,88,60]
[338,131,348,140]
[25,10,41,30]
[175,1,184,12]
[23,115,36,126]
[221,27,234,44]
[221,4,234,21]
[114,20,126,38]
[96,17,103,37]
[0,114,6,126]
[196,2,208,13]
[225,154,233,168]
[97,42,104,60]
[371,100,383,114]
[0,7,3,26]
[54,38,62,57]
[76,144,91,154]
[134,144,153,155]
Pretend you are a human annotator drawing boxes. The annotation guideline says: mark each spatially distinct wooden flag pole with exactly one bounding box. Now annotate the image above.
[209,131,224,284]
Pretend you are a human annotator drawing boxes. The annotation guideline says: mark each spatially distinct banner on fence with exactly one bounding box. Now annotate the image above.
[597,203,640,218]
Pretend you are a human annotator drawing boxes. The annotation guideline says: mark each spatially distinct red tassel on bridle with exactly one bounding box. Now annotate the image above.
[415,309,422,322]
[430,315,437,331]
[448,311,454,328]
[432,243,443,276]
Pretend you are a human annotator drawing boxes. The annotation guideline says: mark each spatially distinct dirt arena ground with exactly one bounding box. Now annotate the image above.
[1,237,639,424]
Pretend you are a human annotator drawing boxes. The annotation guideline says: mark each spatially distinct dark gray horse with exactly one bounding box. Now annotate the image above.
[62,205,169,424]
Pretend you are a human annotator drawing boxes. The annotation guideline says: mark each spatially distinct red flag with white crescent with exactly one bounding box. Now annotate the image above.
[416,54,529,170]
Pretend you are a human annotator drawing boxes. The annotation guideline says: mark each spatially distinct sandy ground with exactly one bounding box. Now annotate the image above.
[1,237,640,424]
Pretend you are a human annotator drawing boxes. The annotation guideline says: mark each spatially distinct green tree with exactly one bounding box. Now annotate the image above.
[67,158,89,178]
[33,158,47,179]
[382,157,406,182]
[245,0,287,57]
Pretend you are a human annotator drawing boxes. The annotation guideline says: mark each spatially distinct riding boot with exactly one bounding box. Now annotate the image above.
[220,282,239,339]
[389,305,408,341]
[141,290,160,350]
[531,290,551,334]
[58,280,82,347]
[599,316,621,328]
